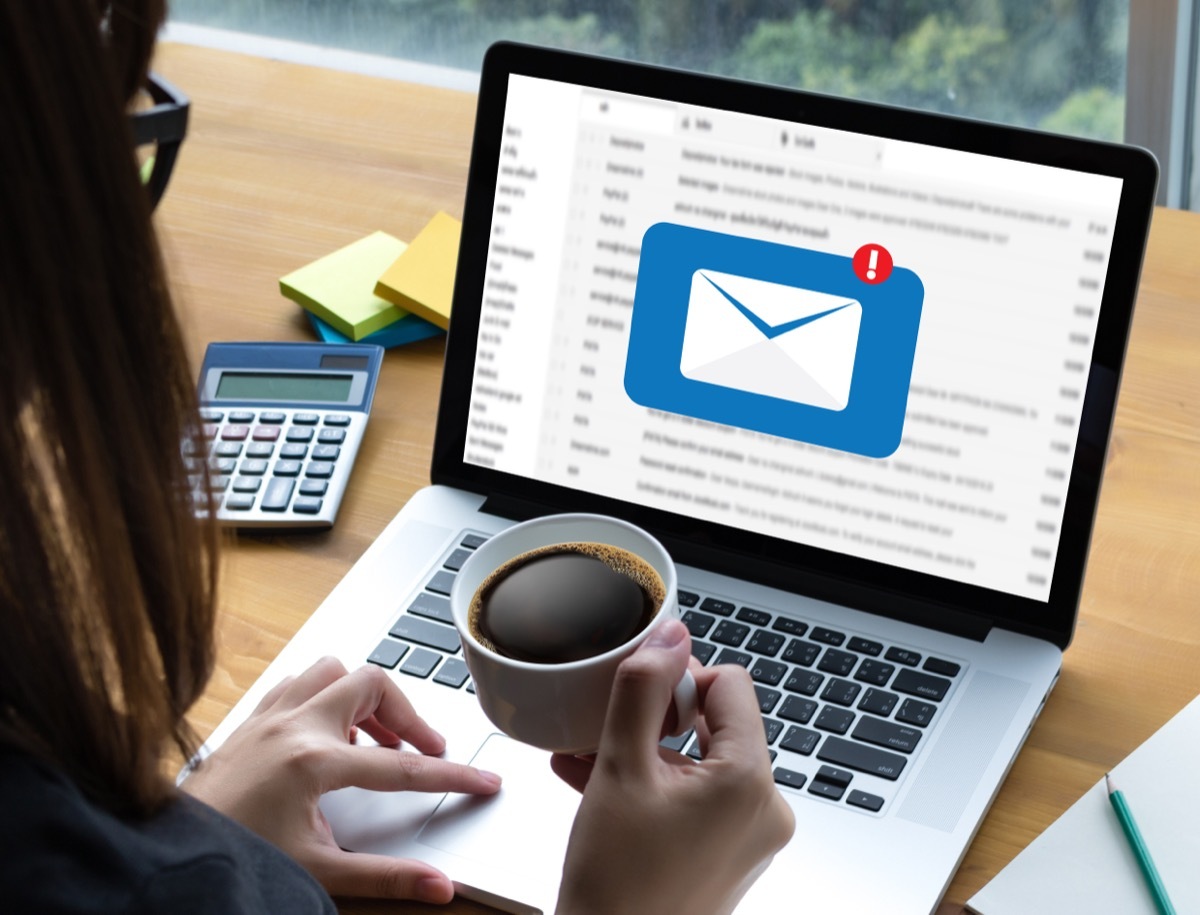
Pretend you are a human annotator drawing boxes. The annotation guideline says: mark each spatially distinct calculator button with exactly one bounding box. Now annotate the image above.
[252,425,280,441]
[292,497,323,514]
[292,413,320,425]
[298,479,327,497]
[258,411,286,424]
[210,475,230,492]
[323,414,351,426]
[261,478,296,512]
[245,442,274,459]
[312,444,341,461]
[199,409,224,422]
[202,423,219,439]
[317,428,346,445]
[231,476,261,493]
[273,460,302,477]
[305,461,334,479]
[227,411,255,424]
[214,441,242,457]
[280,443,308,459]
[209,457,237,474]
[285,428,314,443]
[225,494,255,510]
[239,459,268,476]
[221,425,250,441]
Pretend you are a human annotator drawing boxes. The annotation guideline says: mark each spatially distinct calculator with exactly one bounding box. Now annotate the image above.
[193,341,384,529]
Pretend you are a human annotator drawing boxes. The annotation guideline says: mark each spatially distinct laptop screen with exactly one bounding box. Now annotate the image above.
[435,43,1157,644]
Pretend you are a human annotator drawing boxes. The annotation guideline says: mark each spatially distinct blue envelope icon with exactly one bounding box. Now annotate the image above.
[681,270,862,411]
[625,224,924,458]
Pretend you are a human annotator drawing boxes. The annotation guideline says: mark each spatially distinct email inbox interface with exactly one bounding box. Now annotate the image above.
[624,225,925,458]
[466,75,1122,602]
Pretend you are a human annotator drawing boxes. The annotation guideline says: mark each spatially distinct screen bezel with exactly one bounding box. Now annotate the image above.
[432,41,1158,650]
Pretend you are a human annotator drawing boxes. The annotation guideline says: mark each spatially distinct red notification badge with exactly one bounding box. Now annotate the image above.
[853,244,893,284]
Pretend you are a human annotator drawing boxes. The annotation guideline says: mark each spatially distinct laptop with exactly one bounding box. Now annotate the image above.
[198,42,1158,914]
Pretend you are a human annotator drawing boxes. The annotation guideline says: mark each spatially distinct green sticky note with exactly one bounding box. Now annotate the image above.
[280,231,410,341]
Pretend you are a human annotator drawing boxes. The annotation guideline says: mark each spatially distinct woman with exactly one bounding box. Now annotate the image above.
[0,2,793,911]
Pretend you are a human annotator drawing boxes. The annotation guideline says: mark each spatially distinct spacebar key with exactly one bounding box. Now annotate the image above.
[817,736,907,781]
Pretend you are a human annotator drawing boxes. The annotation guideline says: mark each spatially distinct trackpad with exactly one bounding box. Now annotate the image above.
[418,733,581,871]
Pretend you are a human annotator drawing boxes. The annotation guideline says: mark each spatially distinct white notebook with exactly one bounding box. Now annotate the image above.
[966,693,1200,914]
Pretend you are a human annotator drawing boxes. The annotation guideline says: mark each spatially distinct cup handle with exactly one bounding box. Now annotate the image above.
[667,668,699,737]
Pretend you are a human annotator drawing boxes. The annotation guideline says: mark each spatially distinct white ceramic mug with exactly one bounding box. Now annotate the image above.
[450,513,696,755]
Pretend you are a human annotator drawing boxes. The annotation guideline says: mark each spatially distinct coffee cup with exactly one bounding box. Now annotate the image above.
[450,513,696,754]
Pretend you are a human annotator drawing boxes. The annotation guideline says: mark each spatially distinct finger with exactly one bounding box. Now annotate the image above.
[271,656,350,712]
[309,665,445,756]
[310,846,456,903]
[323,744,502,796]
[596,619,691,769]
[249,674,296,717]
[356,713,401,748]
[692,663,770,765]
[549,753,594,794]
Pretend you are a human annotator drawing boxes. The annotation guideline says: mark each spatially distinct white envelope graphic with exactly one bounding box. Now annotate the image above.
[679,269,862,411]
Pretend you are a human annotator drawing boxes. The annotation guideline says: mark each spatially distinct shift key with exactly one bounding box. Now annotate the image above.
[389,615,461,654]
[817,736,907,780]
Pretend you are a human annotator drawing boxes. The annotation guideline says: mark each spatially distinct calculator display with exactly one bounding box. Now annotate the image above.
[214,371,354,403]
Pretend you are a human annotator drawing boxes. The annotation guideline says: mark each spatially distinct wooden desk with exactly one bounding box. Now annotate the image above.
[155,41,1200,914]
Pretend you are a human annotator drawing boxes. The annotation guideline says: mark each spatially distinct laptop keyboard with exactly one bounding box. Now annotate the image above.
[367,530,964,816]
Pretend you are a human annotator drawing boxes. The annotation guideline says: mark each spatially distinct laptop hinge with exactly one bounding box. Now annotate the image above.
[479,492,563,523]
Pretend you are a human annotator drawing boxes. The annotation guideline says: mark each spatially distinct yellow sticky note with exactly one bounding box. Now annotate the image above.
[280,231,410,341]
[374,212,461,330]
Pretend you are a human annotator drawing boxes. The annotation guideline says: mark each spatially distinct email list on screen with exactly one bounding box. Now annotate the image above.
[465,74,1122,602]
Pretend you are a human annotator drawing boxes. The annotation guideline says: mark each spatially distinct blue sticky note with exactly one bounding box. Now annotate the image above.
[305,311,444,349]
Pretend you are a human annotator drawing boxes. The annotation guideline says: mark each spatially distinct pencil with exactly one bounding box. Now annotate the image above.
[1105,773,1176,915]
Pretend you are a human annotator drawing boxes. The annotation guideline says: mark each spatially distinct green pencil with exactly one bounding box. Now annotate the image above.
[1105,773,1176,915]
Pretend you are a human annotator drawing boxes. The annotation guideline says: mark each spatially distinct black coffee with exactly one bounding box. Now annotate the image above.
[468,542,666,664]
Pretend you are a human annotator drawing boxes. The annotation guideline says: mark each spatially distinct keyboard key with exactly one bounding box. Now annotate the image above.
[892,669,952,702]
[746,629,785,658]
[260,477,295,512]
[780,725,820,756]
[681,610,716,638]
[763,718,784,745]
[817,736,907,780]
[858,688,900,717]
[782,639,820,667]
[318,428,346,445]
[292,497,323,514]
[817,648,857,677]
[437,549,469,573]
[691,640,717,665]
[239,458,268,476]
[714,648,752,668]
[820,678,862,707]
[390,615,461,653]
[285,427,314,442]
[807,780,846,801]
[676,589,699,608]
[773,768,807,790]
[699,597,735,617]
[231,476,261,493]
[245,442,274,459]
[854,659,896,686]
[323,414,351,426]
[896,698,938,727]
[298,479,327,497]
[252,425,280,441]
[280,443,308,459]
[847,790,885,812]
[852,716,922,754]
[433,657,471,688]
[221,424,250,441]
[399,647,441,678]
[815,764,854,788]
[408,592,454,624]
[754,685,782,713]
[224,494,254,511]
[885,647,922,666]
[711,620,751,647]
[258,411,286,424]
[312,444,341,461]
[815,706,855,734]
[784,670,824,696]
[209,457,237,474]
[461,533,490,550]
[367,639,408,669]
[199,409,224,422]
[292,412,319,425]
[772,617,808,636]
[810,626,846,646]
[736,607,772,627]
[227,410,255,423]
[273,460,302,477]
[305,461,334,479]
[426,570,457,596]
[923,656,962,677]
[750,658,788,686]
[778,696,817,724]
[214,441,242,458]
[847,636,883,656]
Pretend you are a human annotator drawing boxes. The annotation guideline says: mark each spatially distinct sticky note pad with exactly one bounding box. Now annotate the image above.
[374,211,461,330]
[280,231,410,341]
[305,311,443,349]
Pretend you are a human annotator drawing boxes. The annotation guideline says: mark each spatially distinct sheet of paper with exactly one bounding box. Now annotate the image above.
[966,693,1200,914]
[280,231,409,340]
[374,211,461,329]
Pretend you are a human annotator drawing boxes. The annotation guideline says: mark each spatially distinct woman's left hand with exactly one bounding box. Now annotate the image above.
[182,657,501,904]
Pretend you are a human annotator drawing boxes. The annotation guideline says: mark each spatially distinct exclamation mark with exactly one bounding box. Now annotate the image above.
[866,248,879,281]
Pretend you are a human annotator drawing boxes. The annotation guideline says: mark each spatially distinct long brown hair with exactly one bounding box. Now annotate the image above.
[0,0,219,817]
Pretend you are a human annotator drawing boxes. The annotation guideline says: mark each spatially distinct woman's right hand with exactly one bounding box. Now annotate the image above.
[551,619,795,914]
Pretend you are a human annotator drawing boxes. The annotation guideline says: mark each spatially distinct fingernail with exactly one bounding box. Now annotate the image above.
[477,769,503,788]
[646,618,686,649]
[416,876,453,904]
